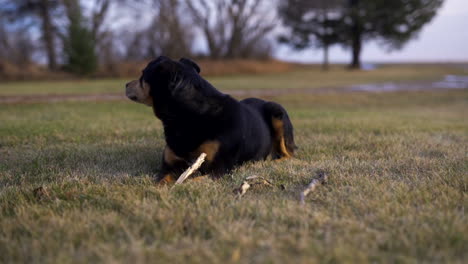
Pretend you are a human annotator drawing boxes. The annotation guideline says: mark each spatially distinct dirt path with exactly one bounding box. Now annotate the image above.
[0,93,126,104]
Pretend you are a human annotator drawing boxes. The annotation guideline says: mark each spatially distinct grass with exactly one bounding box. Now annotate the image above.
[0,64,466,95]
[0,84,467,263]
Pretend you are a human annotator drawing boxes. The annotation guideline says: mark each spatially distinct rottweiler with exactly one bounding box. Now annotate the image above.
[125,56,296,183]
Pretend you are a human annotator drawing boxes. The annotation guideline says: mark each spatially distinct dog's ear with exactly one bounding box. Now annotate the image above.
[179,58,200,74]
[142,56,177,94]
[144,56,172,74]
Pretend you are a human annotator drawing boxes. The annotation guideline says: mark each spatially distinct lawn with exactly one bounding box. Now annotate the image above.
[0,64,466,95]
[0,80,466,263]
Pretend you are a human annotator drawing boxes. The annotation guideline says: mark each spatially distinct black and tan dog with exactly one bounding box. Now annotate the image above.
[125,56,296,183]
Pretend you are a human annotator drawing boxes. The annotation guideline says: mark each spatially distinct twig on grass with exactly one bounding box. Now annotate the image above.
[234,175,275,197]
[175,153,207,185]
[300,171,328,204]
[246,175,274,187]
[236,181,251,197]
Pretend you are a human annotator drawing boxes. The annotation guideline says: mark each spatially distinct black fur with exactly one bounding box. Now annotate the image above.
[138,56,296,181]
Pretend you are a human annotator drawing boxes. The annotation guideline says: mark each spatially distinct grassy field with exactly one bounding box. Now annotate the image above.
[0,64,466,95]
[0,70,467,263]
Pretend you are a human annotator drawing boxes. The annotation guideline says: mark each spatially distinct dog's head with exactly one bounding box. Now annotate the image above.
[125,56,201,107]
[126,56,224,118]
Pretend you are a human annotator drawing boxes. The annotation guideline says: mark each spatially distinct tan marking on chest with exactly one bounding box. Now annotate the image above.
[164,146,183,165]
[192,140,220,162]
[159,173,176,184]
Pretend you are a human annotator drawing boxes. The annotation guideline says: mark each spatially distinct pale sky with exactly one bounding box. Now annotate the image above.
[275,0,468,63]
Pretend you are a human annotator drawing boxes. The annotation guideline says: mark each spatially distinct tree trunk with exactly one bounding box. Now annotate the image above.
[204,28,221,59]
[350,30,361,69]
[322,44,329,71]
[349,0,361,69]
[39,0,57,70]
[322,8,329,71]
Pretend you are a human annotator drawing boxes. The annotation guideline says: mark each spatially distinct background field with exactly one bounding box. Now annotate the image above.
[0,67,467,263]
[0,64,465,95]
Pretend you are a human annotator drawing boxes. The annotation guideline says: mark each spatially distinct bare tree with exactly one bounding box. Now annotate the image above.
[123,30,149,61]
[0,0,61,70]
[0,22,35,66]
[87,0,116,67]
[147,0,194,58]
[40,0,59,70]
[123,0,194,60]
[186,0,276,59]
[90,0,110,42]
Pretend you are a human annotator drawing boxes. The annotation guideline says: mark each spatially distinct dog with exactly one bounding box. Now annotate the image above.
[125,56,296,183]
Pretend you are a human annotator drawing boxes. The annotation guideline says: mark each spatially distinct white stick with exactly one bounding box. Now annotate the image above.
[300,172,328,204]
[234,175,274,197]
[175,153,207,185]
[238,181,251,197]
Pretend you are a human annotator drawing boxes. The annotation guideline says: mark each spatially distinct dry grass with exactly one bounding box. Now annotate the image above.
[0,59,296,82]
[0,88,467,263]
[94,59,296,78]
[197,59,295,76]
[0,61,73,81]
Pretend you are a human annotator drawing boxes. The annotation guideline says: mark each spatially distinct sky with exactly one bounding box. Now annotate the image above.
[275,0,468,63]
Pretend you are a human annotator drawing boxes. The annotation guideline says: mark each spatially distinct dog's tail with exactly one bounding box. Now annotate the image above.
[264,102,296,159]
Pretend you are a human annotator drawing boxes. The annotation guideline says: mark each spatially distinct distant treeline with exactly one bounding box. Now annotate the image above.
[0,0,443,76]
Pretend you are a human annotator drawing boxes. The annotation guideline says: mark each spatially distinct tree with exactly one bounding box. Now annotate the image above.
[62,0,98,75]
[147,0,194,58]
[0,0,61,70]
[186,0,276,59]
[121,0,194,60]
[278,0,344,70]
[88,0,125,69]
[89,0,110,42]
[279,0,443,69]
[0,18,35,66]
[77,0,135,72]
[344,0,443,69]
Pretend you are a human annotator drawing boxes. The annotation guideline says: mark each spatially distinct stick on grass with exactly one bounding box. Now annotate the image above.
[234,175,275,197]
[237,181,251,197]
[300,171,328,204]
[175,153,207,185]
